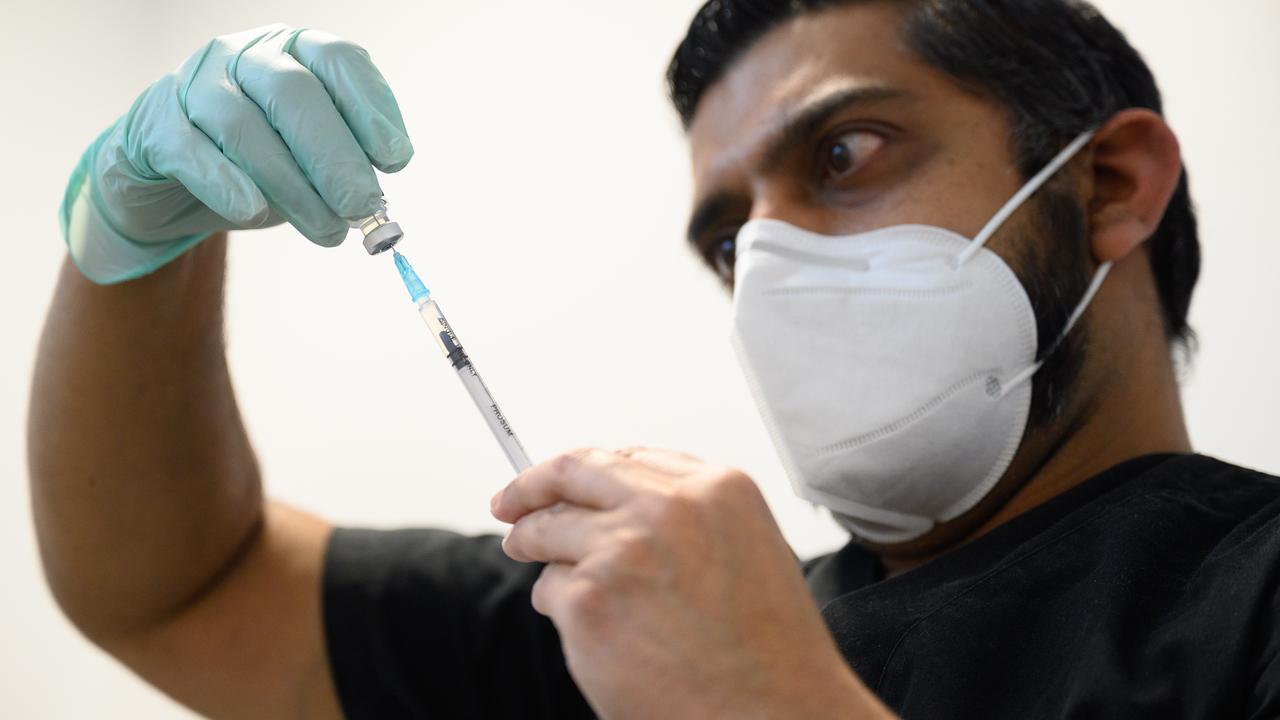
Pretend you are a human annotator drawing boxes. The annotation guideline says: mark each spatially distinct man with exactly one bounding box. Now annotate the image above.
[27,1,1280,718]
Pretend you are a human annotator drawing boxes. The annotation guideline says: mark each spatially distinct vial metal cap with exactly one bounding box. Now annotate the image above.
[362,221,403,254]
[354,199,404,255]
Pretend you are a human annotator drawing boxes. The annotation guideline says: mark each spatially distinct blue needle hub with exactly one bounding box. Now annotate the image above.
[393,249,431,303]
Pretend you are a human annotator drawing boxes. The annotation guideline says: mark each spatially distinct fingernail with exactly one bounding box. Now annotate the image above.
[314,226,349,248]
[490,487,505,513]
[245,203,271,228]
[373,115,414,171]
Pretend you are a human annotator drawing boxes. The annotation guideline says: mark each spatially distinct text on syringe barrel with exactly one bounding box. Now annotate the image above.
[454,360,532,469]
[418,298,468,367]
[416,297,533,471]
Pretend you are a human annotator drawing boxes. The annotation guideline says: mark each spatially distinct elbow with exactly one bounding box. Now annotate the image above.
[31,527,133,651]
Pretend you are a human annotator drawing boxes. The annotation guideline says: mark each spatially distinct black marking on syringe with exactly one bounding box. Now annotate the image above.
[490,403,515,436]
[439,331,471,370]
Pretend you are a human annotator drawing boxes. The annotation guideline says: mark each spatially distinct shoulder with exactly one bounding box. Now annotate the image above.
[1108,455,1280,609]
[1147,454,1280,491]
[1130,455,1280,534]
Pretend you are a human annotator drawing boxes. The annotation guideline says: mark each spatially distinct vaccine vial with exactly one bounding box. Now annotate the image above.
[353,199,404,255]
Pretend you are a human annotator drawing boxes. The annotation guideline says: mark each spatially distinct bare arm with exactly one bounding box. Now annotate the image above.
[28,235,342,719]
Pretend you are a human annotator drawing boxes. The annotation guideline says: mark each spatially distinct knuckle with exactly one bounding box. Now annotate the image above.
[721,467,758,492]
[551,447,592,475]
[640,488,696,529]
[596,534,666,594]
[611,531,655,571]
[257,65,316,98]
[591,447,629,471]
[565,580,610,627]
[706,467,760,502]
[209,34,238,53]
[526,510,553,541]
[184,93,241,143]
[665,486,701,516]
[550,453,577,478]
[506,507,560,560]
[310,37,370,67]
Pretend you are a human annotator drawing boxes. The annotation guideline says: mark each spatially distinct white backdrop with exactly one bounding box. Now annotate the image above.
[1,1,1276,717]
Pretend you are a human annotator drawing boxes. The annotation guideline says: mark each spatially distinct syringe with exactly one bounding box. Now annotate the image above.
[352,200,533,472]
[388,248,534,473]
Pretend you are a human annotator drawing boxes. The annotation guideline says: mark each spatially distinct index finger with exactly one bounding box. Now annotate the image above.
[285,30,414,173]
[491,448,642,524]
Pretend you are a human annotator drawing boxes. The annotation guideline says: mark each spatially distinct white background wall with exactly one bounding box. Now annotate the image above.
[1,1,1276,716]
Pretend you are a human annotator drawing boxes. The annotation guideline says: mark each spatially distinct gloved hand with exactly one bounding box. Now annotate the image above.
[61,24,414,284]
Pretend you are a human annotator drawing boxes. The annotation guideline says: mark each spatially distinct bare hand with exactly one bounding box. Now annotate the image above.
[491,447,894,719]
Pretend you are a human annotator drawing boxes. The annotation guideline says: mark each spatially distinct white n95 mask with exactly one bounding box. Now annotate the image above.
[730,131,1111,545]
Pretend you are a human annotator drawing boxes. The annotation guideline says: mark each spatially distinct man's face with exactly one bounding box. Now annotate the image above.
[687,1,1041,280]
[685,1,1095,556]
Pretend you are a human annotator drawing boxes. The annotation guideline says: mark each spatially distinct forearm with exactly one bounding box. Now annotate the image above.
[28,234,264,643]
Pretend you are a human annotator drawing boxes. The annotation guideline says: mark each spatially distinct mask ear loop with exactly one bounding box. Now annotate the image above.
[942,128,1109,399]
[999,260,1113,398]
[955,130,1097,268]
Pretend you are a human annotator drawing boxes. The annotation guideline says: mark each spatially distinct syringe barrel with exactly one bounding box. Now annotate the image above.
[454,362,533,473]
[415,297,533,473]
[416,298,467,366]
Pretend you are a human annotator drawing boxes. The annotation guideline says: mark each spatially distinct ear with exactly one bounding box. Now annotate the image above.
[1084,109,1183,263]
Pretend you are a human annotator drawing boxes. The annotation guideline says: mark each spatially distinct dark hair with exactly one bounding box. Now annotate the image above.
[667,0,1200,346]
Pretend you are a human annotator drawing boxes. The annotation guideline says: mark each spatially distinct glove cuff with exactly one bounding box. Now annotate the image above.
[60,124,209,286]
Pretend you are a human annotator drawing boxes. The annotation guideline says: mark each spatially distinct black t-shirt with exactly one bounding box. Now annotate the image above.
[323,454,1280,718]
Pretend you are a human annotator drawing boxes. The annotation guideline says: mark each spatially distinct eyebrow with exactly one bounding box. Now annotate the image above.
[759,83,909,172]
[686,83,911,246]
[685,192,744,250]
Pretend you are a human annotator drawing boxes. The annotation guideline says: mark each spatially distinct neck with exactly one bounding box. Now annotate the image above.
[879,251,1192,576]
[971,332,1191,541]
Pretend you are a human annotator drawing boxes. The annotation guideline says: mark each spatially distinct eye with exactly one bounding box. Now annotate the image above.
[820,130,885,182]
[709,233,737,283]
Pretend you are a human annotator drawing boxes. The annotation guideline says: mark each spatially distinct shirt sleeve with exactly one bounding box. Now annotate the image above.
[1248,560,1280,718]
[322,527,595,720]
[1251,649,1279,719]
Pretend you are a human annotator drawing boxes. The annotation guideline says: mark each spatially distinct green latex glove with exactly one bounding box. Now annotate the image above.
[61,24,414,284]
